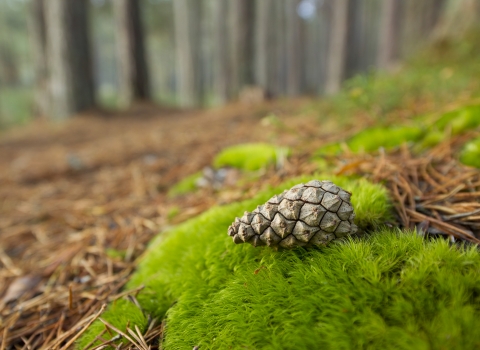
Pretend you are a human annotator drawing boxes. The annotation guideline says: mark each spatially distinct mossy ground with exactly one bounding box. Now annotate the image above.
[213,143,289,171]
[79,190,480,349]
[168,143,289,197]
[314,126,424,158]
[77,175,391,349]
[79,299,148,348]
[347,126,424,153]
[460,137,480,168]
[168,171,203,197]
[314,103,480,158]
[432,105,480,136]
[161,232,480,350]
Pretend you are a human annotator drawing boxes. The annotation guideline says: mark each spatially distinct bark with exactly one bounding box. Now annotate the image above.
[285,0,302,96]
[44,0,94,120]
[212,0,229,105]
[228,0,254,97]
[377,0,402,70]
[28,0,48,117]
[254,0,274,91]
[113,0,150,107]
[173,0,202,108]
[325,0,349,95]
[273,0,286,96]
[240,0,256,87]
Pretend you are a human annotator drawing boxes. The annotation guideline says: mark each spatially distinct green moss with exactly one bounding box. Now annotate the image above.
[167,172,202,197]
[78,175,392,348]
[213,143,289,171]
[347,126,424,153]
[434,105,480,135]
[313,126,425,158]
[460,137,480,168]
[416,129,446,150]
[162,231,480,350]
[105,248,126,260]
[314,142,343,156]
[76,298,148,349]
[167,206,180,221]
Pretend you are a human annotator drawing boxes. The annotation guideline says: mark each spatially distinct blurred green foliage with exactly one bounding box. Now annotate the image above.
[347,126,424,153]
[433,105,480,135]
[460,137,480,168]
[167,171,203,197]
[0,1,33,128]
[0,87,33,128]
[315,126,424,156]
[317,31,480,120]
[213,143,289,171]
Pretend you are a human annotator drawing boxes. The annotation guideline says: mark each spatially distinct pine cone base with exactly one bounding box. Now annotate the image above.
[228,180,357,248]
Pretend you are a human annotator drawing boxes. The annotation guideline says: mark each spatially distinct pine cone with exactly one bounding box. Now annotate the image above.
[227,180,357,249]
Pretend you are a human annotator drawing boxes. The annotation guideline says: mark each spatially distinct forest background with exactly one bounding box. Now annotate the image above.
[1,0,477,127]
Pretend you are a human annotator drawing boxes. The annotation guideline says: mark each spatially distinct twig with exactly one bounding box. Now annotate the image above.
[57,304,106,350]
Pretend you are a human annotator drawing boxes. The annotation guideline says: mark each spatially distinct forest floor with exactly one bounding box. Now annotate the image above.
[2,34,480,349]
[1,95,479,349]
[0,98,342,348]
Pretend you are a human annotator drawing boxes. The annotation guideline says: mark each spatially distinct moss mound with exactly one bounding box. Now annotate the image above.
[213,143,289,171]
[460,137,480,168]
[78,299,148,349]
[162,232,480,350]
[315,126,424,157]
[78,175,391,348]
[434,105,480,135]
[347,126,424,153]
[168,171,203,197]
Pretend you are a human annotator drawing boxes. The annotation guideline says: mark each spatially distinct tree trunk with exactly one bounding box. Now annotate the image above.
[228,0,251,98]
[254,0,274,92]
[325,0,349,95]
[285,0,301,96]
[173,0,202,108]
[44,0,94,120]
[241,0,256,87]
[212,0,229,105]
[28,0,49,117]
[113,0,150,107]
[377,0,402,70]
[273,0,286,96]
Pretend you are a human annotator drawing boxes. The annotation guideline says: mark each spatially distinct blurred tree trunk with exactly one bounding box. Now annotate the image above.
[173,0,202,108]
[28,0,49,117]
[228,0,254,98]
[241,0,256,87]
[377,0,402,70]
[113,0,150,107]
[212,0,229,105]
[254,0,274,93]
[285,0,301,96]
[44,0,94,120]
[273,0,286,96]
[325,0,349,95]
